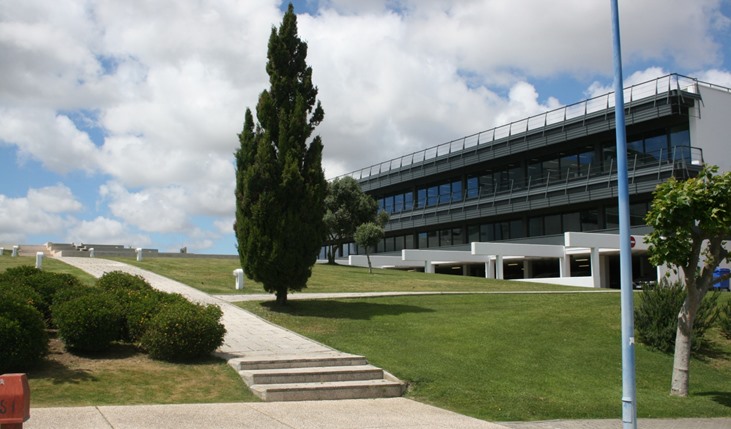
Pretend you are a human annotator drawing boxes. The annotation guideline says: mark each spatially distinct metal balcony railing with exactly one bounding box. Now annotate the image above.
[336,73,710,183]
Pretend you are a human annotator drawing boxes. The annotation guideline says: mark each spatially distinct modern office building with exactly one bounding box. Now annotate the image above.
[328,74,731,287]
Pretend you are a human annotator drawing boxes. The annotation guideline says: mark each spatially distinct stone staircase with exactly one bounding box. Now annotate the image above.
[229,354,405,401]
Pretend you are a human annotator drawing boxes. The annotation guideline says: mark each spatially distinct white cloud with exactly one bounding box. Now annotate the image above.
[65,216,150,248]
[0,185,82,242]
[0,0,729,251]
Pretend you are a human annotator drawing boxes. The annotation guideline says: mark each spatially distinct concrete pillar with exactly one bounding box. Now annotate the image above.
[12,245,19,257]
[496,255,504,279]
[35,252,44,269]
[0,247,4,256]
[425,261,435,274]
[233,268,244,290]
[590,247,601,288]
[89,248,95,258]
[559,256,570,278]
[463,264,470,276]
[523,260,533,279]
[136,248,143,262]
[485,259,495,279]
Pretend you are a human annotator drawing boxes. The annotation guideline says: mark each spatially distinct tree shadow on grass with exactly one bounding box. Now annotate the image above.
[259,299,435,320]
[697,391,731,408]
[28,360,97,385]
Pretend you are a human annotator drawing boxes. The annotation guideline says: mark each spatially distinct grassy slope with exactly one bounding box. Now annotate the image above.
[239,293,731,421]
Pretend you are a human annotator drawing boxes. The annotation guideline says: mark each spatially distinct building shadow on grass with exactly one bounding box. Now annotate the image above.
[259,299,435,320]
[28,360,98,385]
[697,391,731,408]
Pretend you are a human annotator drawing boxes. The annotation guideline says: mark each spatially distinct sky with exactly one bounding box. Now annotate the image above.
[1,0,730,255]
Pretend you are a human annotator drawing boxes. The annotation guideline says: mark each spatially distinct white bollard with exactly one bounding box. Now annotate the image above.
[0,247,4,256]
[233,268,244,290]
[35,252,44,269]
[89,248,95,258]
[11,245,18,257]
[136,248,143,262]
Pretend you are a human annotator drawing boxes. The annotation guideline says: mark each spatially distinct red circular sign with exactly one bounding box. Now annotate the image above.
[630,236,636,248]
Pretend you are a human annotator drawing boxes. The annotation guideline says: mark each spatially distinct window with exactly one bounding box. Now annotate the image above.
[466,176,478,199]
[581,209,599,231]
[468,225,480,243]
[510,220,524,239]
[480,224,493,242]
[644,134,667,162]
[404,192,414,211]
[544,214,562,235]
[417,188,426,208]
[451,180,462,202]
[440,229,452,246]
[439,183,451,204]
[427,230,438,248]
[405,234,415,249]
[453,227,465,245]
[528,217,543,236]
[418,232,428,249]
[427,186,439,206]
[384,196,393,214]
[563,212,581,232]
[394,194,404,213]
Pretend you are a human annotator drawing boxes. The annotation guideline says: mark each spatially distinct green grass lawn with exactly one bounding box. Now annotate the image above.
[0,255,98,287]
[109,256,582,295]
[239,293,731,422]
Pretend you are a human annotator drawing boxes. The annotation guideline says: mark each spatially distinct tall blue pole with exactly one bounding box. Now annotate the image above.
[610,1,637,428]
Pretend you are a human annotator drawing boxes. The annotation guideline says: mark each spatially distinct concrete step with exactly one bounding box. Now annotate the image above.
[233,354,368,371]
[249,379,405,402]
[240,365,384,385]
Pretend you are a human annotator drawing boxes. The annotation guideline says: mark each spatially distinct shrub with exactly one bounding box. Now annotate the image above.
[53,292,124,353]
[140,300,226,362]
[0,266,85,326]
[97,271,153,293]
[635,279,719,353]
[0,279,44,315]
[0,296,48,373]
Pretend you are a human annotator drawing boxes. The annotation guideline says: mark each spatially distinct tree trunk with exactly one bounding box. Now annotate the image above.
[327,245,335,264]
[366,251,373,274]
[276,289,288,306]
[670,289,701,397]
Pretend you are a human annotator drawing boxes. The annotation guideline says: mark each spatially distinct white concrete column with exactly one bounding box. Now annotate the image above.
[590,247,601,288]
[136,248,143,262]
[523,260,533,279]
[559,256,570,278]
[89,248,95,258]
[485,259,495,279]
[496,255,504,279]
[425,261,435,274]
[0,247,4,256]
[11,245,18,257]
[233,268,244,290]
[35,252,44,269]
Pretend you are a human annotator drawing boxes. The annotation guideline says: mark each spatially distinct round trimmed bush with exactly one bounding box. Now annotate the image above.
[0,297,48,373]
[140,300,225,362]
[97,271,153,294]
[53,292,124,353]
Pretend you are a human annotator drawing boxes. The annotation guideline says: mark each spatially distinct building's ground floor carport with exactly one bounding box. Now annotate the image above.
[348,232,662,289]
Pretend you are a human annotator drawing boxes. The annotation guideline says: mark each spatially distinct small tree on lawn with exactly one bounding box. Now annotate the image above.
[234,3,327,305]
[645,165,731,397]
[324,176,378,264]
[354,212,389,274]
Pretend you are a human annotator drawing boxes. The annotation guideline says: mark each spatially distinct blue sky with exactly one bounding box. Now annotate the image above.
[1,0,730,254]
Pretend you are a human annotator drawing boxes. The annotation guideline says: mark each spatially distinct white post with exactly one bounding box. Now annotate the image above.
[136,248,143,262]
[89,248,95,258]
[11,245,19,257]
[485,259,495,279]
[35,252,44,269]
[233,268,244,290]
[424,261,434,274]
[0,247,4,256]
[495,255,504,279]
[591,247,601,288]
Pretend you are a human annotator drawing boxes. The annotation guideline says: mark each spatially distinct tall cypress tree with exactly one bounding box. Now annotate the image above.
[234,3,326,305]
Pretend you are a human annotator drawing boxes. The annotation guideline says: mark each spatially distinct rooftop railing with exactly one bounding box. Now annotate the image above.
[337,73,717,182]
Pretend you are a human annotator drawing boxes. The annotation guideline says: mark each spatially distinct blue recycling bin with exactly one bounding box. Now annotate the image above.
[713,268,730,291]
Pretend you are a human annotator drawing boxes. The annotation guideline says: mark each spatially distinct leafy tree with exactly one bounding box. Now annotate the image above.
[354,211,390,274]
[645,165,731,397]
[234,3,327,305]
[323,176,378,264]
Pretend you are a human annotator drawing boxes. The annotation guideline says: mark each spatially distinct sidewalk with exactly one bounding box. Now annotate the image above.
[46,257,731,429]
